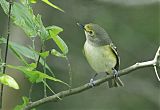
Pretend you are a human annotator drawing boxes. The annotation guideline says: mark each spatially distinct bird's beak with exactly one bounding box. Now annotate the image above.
[77,23,86,31]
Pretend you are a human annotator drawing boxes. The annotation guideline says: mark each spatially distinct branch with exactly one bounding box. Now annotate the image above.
[24,46,160,110]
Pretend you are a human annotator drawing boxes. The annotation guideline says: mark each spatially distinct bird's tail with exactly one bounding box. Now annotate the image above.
[108,77,124,88]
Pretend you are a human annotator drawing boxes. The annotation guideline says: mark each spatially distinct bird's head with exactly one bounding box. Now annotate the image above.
[77,23,112,45]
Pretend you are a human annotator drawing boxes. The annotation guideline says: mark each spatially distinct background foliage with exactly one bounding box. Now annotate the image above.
[0,0,159,110]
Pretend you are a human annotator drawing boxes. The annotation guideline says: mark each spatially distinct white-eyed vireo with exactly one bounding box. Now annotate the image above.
[78,23,124,88]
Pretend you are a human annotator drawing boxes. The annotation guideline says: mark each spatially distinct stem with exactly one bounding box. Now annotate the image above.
[0,50,2,72]
[43,58,47,97]
[0,0,12,109]
[65,57,72,88]
[28,38,36,102]
[29,84,33,102]
[36,45,43,70]
[31,38,36,63]
[154,65,160,81]
[41,43,47,97]
[42,80,61,100]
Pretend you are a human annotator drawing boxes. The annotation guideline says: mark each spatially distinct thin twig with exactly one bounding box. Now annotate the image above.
[0,0,13,109]
[36,45,43,70]
[65,56,72,88]
[42,80,61,100]
[28,38,37,102]
[31,38,36,63]
[0,50,2,72]
[43,58,47,97]
[40,43,48,98]
[28,84,33,102]
[154,65,160,81]
[23,47,160,110]
[153,46,160,81]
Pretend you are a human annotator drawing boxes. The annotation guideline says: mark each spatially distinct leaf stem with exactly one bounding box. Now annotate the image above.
[65,56,72,88]
[154,65,160,81]
[43,58,47,97]
[36,45,43,70]
[28,38,36,102]
[31,38,36,63]
[0,50,2,72]
[29,84,33,102]
[40,42,48,97]
[42,80,61,100]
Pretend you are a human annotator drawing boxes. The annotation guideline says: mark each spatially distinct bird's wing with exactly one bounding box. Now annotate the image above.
[110,43,120,71]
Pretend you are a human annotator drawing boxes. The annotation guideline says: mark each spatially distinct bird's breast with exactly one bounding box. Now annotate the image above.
[84,41,117,74]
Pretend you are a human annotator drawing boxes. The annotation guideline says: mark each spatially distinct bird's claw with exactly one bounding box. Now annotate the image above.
[89,78,96,87]
[112,68,119,78]
[114,72,118,78]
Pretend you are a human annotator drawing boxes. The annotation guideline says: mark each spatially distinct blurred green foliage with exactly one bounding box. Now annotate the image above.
[0,0,159,110]
[0,74,19,90]
[0,0,69,87]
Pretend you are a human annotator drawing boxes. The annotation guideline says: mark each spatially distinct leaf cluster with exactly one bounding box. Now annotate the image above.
[0,0,69,109]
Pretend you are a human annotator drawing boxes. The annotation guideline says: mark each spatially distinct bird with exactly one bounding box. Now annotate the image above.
[77,23,124,88]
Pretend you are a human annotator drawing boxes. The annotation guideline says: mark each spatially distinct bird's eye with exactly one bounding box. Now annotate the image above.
[88,30,93,35]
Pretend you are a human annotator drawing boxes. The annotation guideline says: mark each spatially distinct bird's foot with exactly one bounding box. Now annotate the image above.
[112,68,119,78]
[89,73,98,87]
[89,78,96,87]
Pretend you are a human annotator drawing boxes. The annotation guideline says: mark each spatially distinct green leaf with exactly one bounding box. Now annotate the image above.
[9,44,28,65]
[0,74,19,89]
[0,0,9,15]
[36,14,49,41]
[14,96,33,110]
[42,0,64,12]
[39,51,49,58]
[51,49,66,58]
[0,0,49,40]
[30,0,37,3]
[0,37,54,74]
[53,35,68,55]
[10,42,38,61]
[0,0,64,41]
[46,26,63,37]
[22,96,29,106]
[29,48,49,59]
[7,64,69,86]
[12,2,38,37]
[47,26,68,55]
